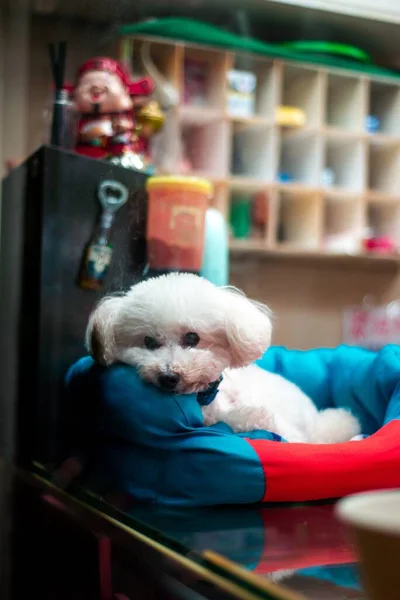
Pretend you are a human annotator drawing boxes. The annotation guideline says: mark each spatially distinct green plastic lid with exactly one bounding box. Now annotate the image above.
[281,41,371,64]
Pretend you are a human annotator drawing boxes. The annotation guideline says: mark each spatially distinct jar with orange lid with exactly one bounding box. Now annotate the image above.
[146,176,212,272]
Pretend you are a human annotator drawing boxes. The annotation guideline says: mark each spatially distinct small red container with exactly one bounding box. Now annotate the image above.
[146,176,212,271]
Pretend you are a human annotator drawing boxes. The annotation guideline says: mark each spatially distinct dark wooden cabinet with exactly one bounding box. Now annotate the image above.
[0,146,148,468]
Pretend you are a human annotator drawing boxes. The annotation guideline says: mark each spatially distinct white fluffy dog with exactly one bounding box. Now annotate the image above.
[86,273,360,443]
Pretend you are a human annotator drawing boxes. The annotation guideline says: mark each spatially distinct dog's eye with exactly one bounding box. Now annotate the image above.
[182,332,200,348]
[144,336,161,350]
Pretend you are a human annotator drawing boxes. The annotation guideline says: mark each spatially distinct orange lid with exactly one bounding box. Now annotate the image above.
[146,175,213,196]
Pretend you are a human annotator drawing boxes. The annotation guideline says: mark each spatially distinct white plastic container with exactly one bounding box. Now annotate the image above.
[227,70,256,117]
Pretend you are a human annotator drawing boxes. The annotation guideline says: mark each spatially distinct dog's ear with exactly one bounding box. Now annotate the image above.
[221,287,272,368]
[85,296,123,366]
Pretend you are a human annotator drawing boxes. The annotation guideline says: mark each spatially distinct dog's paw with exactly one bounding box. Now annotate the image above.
[218,405,277,434]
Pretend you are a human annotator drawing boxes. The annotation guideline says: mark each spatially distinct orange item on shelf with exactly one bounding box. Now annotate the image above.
[146,176,212,271]
[252,191,269,227]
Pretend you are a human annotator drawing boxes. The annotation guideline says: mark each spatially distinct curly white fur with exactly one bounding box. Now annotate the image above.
[86,273,360,443]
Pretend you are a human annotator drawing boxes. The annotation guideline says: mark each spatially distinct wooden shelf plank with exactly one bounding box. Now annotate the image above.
[179,105,224,125]
[323,187,364,201]
[228,115,272,128]
[276,182,321,196]
[229,240,400,267]
[229,181,367,198]
[229,176,271,192]
[367,133,400,147]
[323,126,366,140]
[367,189,400,204]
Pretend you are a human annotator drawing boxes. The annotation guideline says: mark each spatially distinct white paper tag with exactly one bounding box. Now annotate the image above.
[343,306,400,349]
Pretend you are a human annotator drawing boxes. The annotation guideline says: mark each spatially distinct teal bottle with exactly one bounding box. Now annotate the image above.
[201,208,229,287]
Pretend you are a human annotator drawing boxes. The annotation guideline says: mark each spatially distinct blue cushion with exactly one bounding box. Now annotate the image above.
[65,357,267,506]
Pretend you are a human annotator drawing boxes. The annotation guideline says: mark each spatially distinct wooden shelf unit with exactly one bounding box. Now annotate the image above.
[121,36,400,262]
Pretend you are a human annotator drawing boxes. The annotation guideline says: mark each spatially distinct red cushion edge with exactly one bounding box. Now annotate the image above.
[245,420,400,503]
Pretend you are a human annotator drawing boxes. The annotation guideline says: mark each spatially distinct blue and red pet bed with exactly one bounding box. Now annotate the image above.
[65,344,400,506]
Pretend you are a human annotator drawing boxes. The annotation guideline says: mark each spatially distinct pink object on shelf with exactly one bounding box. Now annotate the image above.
[363,235,398,254]
[183,59,207,106]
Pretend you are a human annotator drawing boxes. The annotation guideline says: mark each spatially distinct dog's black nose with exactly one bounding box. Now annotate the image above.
[158,372,180,391]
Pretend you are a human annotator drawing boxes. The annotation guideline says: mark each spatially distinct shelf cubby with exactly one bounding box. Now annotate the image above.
[369,81,400,136]
[323,195,365,253]
[279,130,320,185]
[276,189,322,249]
[129,38,182,89]
[281,64,323,128]
[325,74,366,132]
[152,107,181,173]
[228,187,271,242]
[183,46,228,109]
[324,135,365,191]
[227,56,277,121]
[231,122,276,181]
[180,118,229,179]
[367,203,400,243]
[368,141,400,196]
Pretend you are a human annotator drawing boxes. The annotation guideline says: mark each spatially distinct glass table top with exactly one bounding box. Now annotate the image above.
[122,501,367,600]
[30,464,368,599]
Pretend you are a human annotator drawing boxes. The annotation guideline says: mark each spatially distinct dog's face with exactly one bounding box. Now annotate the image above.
[86,274,272,394]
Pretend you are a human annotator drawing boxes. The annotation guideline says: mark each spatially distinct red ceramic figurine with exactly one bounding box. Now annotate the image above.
[73,57,154,168]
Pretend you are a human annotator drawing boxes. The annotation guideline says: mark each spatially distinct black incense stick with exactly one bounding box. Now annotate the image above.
[48,41,67,147]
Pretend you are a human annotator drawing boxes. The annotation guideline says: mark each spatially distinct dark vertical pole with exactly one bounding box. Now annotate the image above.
[49,42,67,147]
